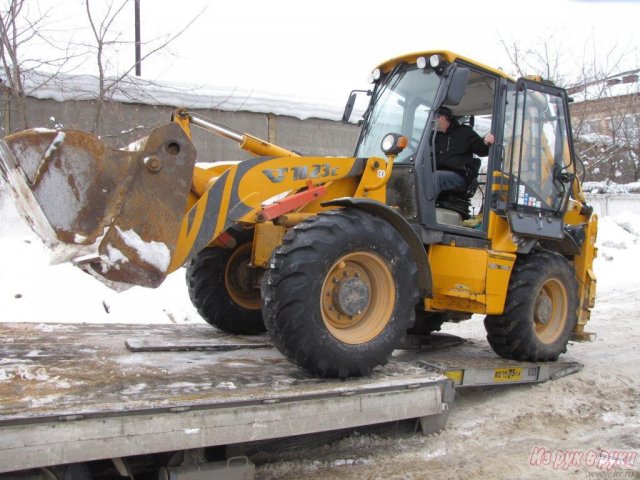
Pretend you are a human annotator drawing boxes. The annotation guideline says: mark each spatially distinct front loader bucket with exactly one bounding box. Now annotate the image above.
[0,123,196,290]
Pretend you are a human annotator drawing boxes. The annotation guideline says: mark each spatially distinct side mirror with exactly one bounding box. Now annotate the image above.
[342,92,357,123]
[444,67,470,106]
[342,90,371,124]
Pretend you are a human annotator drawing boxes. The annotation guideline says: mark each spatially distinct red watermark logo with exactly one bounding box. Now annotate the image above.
[529,447,637,471]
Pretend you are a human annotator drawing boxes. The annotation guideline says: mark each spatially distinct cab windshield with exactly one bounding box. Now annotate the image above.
[355,67,441,163]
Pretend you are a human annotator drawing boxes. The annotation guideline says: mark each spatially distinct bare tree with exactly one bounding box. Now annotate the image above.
[571,79,640,183]
[568,51,639,184]
[498,33,568,87]
[500,33,640,184]
[82,0,200,134]
[0,0,28,129]
[0,0,79,131]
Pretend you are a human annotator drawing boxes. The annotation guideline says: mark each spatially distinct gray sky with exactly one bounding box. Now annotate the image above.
[21,0,640,103]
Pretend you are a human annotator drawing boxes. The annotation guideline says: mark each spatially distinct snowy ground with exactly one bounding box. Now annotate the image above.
[1,188,639,479]
[0,187,202,325]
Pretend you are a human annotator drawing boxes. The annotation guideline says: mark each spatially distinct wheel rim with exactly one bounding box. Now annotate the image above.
[321,251,395,345]
[224,243,261,310]
[533,277,568,344]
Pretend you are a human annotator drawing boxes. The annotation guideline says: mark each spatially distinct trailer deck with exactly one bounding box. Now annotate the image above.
[0,322,582,476]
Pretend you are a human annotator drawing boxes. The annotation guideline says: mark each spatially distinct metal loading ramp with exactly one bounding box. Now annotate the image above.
[398,333,584,388]
[0,324,582,476]
[0,323,452,474]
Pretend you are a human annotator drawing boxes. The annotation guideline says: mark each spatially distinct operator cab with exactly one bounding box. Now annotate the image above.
[347,52,498,239]
[345,51,576,246]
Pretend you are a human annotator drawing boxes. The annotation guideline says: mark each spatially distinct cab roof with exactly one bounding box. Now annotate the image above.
[376,50,514,82]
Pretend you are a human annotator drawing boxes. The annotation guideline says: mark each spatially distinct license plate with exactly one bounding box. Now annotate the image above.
[494,367,522,382]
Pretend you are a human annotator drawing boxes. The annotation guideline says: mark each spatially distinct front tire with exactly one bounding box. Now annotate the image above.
[262,209,419,378]
[484,250,578,361]
[186,230,266,335]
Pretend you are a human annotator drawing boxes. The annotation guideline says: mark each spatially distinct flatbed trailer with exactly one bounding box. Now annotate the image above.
[0,323,581,479]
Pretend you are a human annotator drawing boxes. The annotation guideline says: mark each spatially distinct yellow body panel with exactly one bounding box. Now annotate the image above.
[301,178,360,212]
[167,107,399,283]
[488,212,518,253]
[572,213,599,333]
[354,156,392,203]
[169,155,355,271]
[191,162,239,197]
[426,245,488,313]
[234,157,355,214]
[426,244,515,315]
[485,251,517,314]
[168,153,396,273]
[252,222,286,268]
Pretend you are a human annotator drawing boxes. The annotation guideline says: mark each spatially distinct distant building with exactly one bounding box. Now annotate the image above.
[568,69,640,183]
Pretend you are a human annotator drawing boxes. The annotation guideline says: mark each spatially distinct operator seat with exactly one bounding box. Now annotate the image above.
[436,157,481,221]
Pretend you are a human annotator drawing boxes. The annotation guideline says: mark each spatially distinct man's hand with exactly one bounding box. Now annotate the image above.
[484,133,495,146]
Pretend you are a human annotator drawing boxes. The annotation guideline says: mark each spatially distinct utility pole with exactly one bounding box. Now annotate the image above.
[134,0,141,76]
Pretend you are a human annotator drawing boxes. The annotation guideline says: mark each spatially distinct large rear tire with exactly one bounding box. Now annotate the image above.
[484,250,578,361]
[262,209,419,378]
[186,230,266,335]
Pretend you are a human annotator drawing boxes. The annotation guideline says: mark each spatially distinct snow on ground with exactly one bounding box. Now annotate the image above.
[0,187,202,325]
[1,186,639,478]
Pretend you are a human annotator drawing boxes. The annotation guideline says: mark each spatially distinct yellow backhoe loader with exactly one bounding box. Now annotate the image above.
[0,51,597,378]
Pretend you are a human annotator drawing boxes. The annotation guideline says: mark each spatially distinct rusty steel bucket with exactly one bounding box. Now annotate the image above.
[0,123,196,290]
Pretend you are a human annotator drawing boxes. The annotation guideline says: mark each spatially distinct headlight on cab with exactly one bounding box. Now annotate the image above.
[381,133,408,156]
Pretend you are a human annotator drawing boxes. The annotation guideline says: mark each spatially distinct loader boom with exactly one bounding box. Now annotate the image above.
[173,108,298,159]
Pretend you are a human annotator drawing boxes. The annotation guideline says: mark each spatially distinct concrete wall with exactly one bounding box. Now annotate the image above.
[16,97,359,163]
[585,194,640,216]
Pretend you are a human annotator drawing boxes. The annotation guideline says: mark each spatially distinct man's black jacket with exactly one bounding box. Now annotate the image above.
[434,121,489,180]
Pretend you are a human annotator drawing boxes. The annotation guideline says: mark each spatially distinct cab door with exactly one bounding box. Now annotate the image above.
[505,78,575,239]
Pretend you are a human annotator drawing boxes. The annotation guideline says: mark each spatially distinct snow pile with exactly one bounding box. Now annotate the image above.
[20,70,349,122]
[593,211,640,287]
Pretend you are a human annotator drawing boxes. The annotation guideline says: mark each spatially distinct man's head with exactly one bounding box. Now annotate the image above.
[435,106,453,132]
